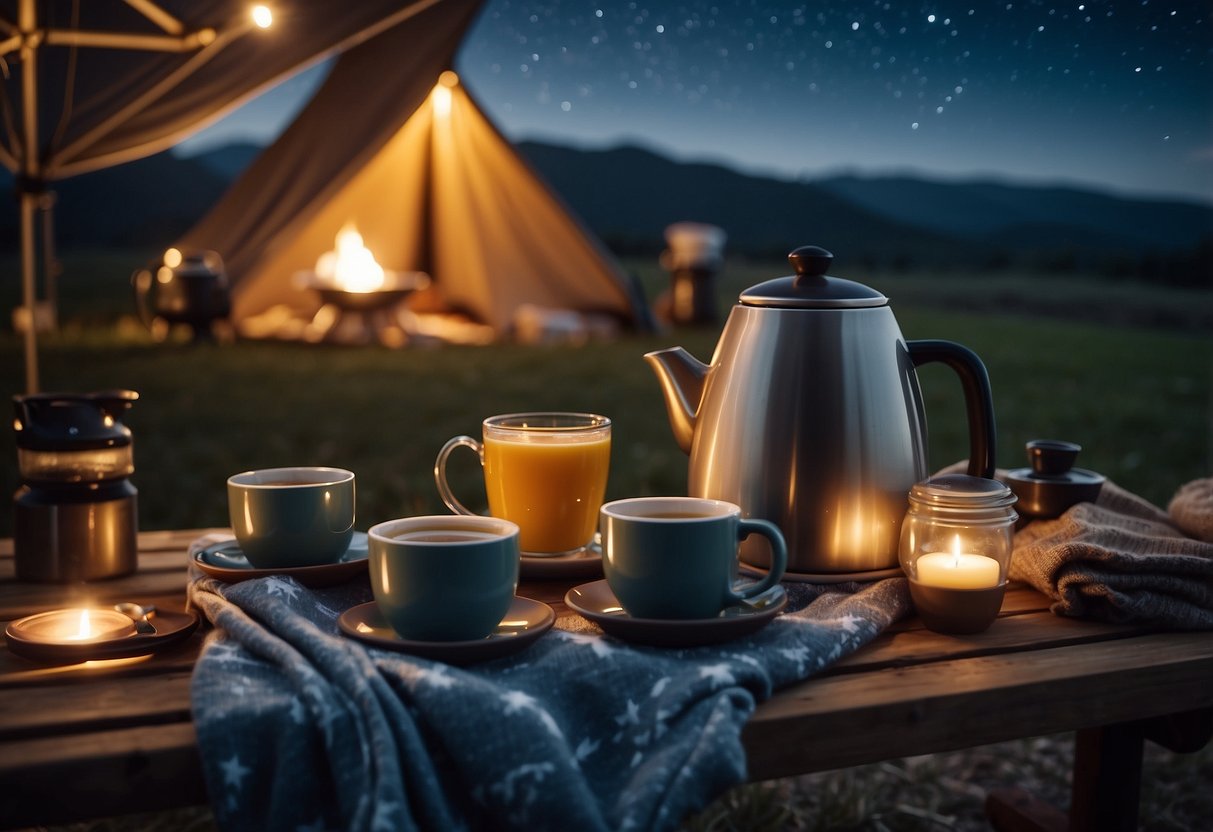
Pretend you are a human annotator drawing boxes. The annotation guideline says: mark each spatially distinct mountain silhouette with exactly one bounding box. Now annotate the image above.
[514,141,985,264]
[3,138,1209,282]
[815,174,1211,252]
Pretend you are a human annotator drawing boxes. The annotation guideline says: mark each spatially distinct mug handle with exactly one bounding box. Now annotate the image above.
[434,435,483,516]
[726,518,787,603]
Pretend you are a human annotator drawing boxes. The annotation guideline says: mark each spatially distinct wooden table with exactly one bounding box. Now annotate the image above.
[2,530,1210,831]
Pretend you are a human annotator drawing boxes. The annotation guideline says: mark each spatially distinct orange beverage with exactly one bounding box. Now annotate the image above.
[484,430,611,553]
[436,413,612,555]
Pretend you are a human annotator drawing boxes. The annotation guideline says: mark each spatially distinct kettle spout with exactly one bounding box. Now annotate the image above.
[643,347,709,454]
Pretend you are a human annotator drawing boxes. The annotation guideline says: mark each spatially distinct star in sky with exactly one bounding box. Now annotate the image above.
[179,2,1213,202]
[458,1,1212,200]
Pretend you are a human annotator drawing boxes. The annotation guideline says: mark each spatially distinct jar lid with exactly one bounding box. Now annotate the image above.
[739,246,889,309]
[909,473,1017,510]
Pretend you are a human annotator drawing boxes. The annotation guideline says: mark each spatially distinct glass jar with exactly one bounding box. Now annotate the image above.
[899,474,1018,634]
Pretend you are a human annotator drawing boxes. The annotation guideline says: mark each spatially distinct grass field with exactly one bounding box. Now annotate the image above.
[1,253,1208,535]
[2,251,1211,830]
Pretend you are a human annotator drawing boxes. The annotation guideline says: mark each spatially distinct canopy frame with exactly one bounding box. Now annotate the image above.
[5,0,266,393]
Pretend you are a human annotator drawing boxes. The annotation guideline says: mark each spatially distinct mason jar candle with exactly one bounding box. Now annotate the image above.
[899,474,1018,634]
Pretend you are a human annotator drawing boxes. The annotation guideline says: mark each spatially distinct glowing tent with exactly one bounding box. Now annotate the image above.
[2,0,470,390]
[177,2,649,343]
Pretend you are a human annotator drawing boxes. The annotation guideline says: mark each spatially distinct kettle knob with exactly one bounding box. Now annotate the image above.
[1027,439,1081,477]
[789,246,833,285]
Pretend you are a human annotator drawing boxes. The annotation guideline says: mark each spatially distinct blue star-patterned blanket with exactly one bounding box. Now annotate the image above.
[187,534,909,831]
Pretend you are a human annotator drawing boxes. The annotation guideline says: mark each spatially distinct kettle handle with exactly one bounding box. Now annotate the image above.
[908,340,997,479]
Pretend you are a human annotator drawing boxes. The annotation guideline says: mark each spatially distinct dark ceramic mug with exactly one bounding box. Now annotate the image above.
[368,515,520,642]
[600,496,787,620]
[227,467,355,569]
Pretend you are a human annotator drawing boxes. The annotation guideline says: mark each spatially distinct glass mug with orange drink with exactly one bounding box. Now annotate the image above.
[435,413,611,556]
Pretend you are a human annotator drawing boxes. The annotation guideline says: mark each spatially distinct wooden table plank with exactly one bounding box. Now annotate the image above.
[831,609,1152,674]
[0,722,209,828]
[0,528,220,620]
[3,530,1210,828]
[0,670,194,739]
[0,640,204,688]
[743,630,1213,781]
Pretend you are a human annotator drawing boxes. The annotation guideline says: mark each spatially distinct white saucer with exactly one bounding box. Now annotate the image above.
[338,596,555,665]
[194,532,369,587]
[564,580,787,647]
[739,561,904,584]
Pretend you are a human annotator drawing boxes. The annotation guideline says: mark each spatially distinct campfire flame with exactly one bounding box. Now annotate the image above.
[316,223,387,293]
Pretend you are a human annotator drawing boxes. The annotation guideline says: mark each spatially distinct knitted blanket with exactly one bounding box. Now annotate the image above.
[1010,479,1213,628]
[187,534,909,831]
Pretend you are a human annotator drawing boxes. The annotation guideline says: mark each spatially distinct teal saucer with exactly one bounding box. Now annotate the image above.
[338,596,554,665]
[565,580,787,647]
[194,532,368,587]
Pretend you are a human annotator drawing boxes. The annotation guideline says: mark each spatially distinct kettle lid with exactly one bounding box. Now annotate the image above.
[740,246,888,309]
[13,390,138,451]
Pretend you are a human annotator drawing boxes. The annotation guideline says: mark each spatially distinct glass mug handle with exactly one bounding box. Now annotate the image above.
[434,435,483,516]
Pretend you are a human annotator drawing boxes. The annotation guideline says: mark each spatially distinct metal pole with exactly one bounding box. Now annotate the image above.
[19,0,40,393]
[41,191,59,331]
[20,191,39,393]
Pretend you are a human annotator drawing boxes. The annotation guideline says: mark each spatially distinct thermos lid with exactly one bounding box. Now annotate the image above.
[740,246,889,309]
[13,390,138,451]
[1005,439,1106,519]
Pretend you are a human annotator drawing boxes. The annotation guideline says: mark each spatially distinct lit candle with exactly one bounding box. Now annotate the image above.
[67,608,95,641]
[915,535,1001,589]
[17,608,135,644]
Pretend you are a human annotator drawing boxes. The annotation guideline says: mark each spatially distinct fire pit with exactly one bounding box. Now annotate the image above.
[295,224,429,345]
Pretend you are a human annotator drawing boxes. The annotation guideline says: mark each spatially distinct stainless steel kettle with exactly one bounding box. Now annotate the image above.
[646,246,996,577]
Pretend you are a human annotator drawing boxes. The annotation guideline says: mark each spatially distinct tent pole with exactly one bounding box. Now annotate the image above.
[420,95,435,277]
[19,0,40,393]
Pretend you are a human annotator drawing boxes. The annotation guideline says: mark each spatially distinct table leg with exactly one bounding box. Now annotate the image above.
[1068,723,1143,832]
[986,708,1213,832]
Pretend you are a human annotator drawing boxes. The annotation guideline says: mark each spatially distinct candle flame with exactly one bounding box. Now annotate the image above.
[73,608,92,641]
[951,534,962,567]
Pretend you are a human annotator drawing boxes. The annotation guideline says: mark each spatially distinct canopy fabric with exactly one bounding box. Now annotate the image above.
[0,0,455,180]
[179,1,644,335]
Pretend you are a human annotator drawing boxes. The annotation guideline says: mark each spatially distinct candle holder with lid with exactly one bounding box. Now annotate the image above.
[899,474,1017,634]
[13,390,139,582]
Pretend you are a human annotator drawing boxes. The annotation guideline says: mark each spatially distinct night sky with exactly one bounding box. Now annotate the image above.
[181,1,1213,203]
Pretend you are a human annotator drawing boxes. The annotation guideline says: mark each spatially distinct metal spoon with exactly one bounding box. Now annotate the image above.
[114,602,157,635]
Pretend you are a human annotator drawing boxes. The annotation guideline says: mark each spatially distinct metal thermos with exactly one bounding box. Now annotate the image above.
[13,390,139,582]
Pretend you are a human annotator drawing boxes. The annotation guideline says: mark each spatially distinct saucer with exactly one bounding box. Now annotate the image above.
[564,580,788,647]
[739,562,904,584]
[338,596,555,665]
[4,608,200,664]
[194,532,369,587]
[520,538,603,580]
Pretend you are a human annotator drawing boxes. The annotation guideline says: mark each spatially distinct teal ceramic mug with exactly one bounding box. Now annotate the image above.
[368,515,520,642]
[600,496,787,619]
[227,467,355,569]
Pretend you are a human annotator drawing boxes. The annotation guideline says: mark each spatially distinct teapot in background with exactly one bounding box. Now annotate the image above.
[646,245,997,578]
